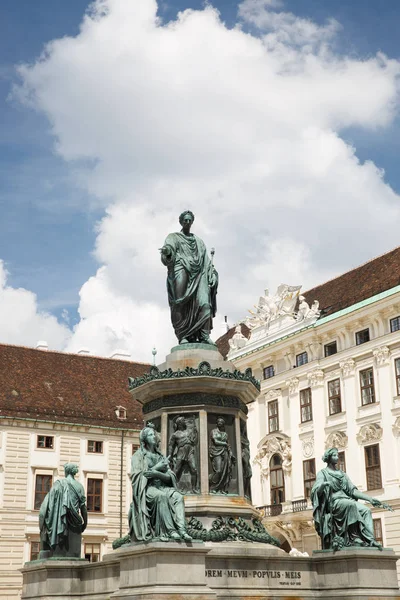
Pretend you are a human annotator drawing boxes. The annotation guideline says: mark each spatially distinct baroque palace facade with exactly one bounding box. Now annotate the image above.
[218,246,400,582]
[0,344,149,598]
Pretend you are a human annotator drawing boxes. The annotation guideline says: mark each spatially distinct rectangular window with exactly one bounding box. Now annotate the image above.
[328,378,341,415]
[268,400,279,433]
[373,519,383,545]
[34,474,52,510]
[365,444,382,490]
[37,435,54,449]
[296,351,308,367]
[360,368,375,406]
[300,388,313,423]
[88,440,103,454]
[303,459,316,499]
[30,541,40,561]
[395,358,400,396]
[338,451,346,472]
[390,316,400,333]
[356,328,370,345]
[84,543,101,562]
[263,365,275,379]
[87,478,103,513]
[324,341,337,357]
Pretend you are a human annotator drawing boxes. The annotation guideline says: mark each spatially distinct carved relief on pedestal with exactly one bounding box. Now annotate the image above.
[325,430,348,450]
[340,358,355,377]
[307,369,324,388]
[356,423,382,445]
[285,377,299,395]
[254,434,292,480]
[392,417,400,438]
[302,437,314,458]
[373,346,391,367]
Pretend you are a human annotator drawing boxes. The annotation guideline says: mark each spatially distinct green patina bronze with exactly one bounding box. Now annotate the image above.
[186,516,280,546]
[128,361,260,393]
[311,447,393,551]
[209,417,236,494]
[38,463,87,559]
[143,392,248,416]
[128,425,192,542]
[160,211,218,345]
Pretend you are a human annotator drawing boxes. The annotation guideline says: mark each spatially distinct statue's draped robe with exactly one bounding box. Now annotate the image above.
[311,468,375,549]
[209,429,234,493]
[161,232,218,341]
[39,478,86,550]
[129,448,186,541]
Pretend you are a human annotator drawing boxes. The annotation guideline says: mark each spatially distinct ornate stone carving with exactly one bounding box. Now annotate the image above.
[340,358,355,377]
[325,430,348,450]
[296,297,321,322]
[129,362,260,392]
[302,437,314,458]
[392,417,400,438]
[373,346,391,366]
[265,389,282,400]
[285,377,299,395]
[245,284,301,329]
[254,435,292,479]
[307,369,324,388]
[274,520,313,543]
[356,423,383,445]
[227,325,247,354]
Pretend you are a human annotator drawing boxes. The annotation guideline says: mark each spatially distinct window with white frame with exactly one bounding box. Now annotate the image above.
[268,400,279,433]
[360,368,375,406]
[34,474,52,510]
[390,316,400,333]
[88,440,103,454]
[296,351,308,367]
[328,378,341,415]
[37,435,54,449]
[84,543,101,562]
[300,388,312,423]
[356,328,370,345]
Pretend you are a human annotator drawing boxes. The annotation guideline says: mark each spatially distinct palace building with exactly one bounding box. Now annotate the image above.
[217,246,400,583]
[0,343,149,598]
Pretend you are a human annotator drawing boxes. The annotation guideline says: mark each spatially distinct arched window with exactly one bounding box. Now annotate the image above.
[270,453,285,504]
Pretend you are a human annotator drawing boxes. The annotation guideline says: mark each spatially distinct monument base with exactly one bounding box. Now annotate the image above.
[21,542,400,600]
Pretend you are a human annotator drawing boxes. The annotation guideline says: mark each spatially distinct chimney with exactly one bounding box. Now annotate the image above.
[36,341,48,351]
[109,349,131,361]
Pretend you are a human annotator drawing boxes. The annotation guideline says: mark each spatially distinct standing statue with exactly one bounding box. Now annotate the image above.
[311,448,393,550]
[160,211,218,344]
[129,425,192,542]
[38,463,87,559]
[168,416,199,494]
[209,417,236,494]
[240,421,252,499]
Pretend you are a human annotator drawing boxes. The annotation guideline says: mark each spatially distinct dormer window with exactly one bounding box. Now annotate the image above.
[115,406,127,420]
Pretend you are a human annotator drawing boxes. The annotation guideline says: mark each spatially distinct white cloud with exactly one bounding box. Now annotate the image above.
[0,261,70,349]
[10,0,400,359]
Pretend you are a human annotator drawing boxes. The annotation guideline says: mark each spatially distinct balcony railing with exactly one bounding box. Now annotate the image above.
[292,498,308,512]
[259,503,283,517]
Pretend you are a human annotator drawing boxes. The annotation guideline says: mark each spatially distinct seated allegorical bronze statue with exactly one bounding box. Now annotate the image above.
[39,463,87,559]
[311,447,392,550]
[129,425,192,542]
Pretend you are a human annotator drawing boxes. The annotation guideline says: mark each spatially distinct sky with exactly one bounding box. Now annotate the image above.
[0,0,400,362]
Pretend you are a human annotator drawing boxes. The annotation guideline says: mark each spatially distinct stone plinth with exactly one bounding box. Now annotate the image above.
[21,543,400,600]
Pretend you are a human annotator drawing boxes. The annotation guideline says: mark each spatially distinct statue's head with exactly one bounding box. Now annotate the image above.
[140,426,156,447]
[64,463,79,477]
[179,210,195,226]
[322,447,339,465]
[216,417,225,429]
[175,416,186,430]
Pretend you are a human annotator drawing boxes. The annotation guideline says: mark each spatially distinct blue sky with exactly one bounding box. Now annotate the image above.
[1,0,400,358]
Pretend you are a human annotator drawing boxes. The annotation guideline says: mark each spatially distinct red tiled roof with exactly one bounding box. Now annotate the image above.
[216,246,400,357]
[0,344,150,429]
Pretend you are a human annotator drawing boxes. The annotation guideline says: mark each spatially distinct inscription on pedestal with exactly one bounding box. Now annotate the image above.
[205,568,303,587]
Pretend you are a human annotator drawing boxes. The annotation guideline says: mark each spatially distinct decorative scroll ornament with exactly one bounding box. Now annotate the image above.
[265,389,282,400]
[302,437,314,458]
[340,358,355,377]
[356,423,383,445]
[185,516,280,546]
[325,430,348,450]
[128,362,260,392]
[227,325,248,354]
[307,369,324,388]
[392,417,400,438]
[253,434,292,478]
[285,377,299,395]
[373,346,391,366]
